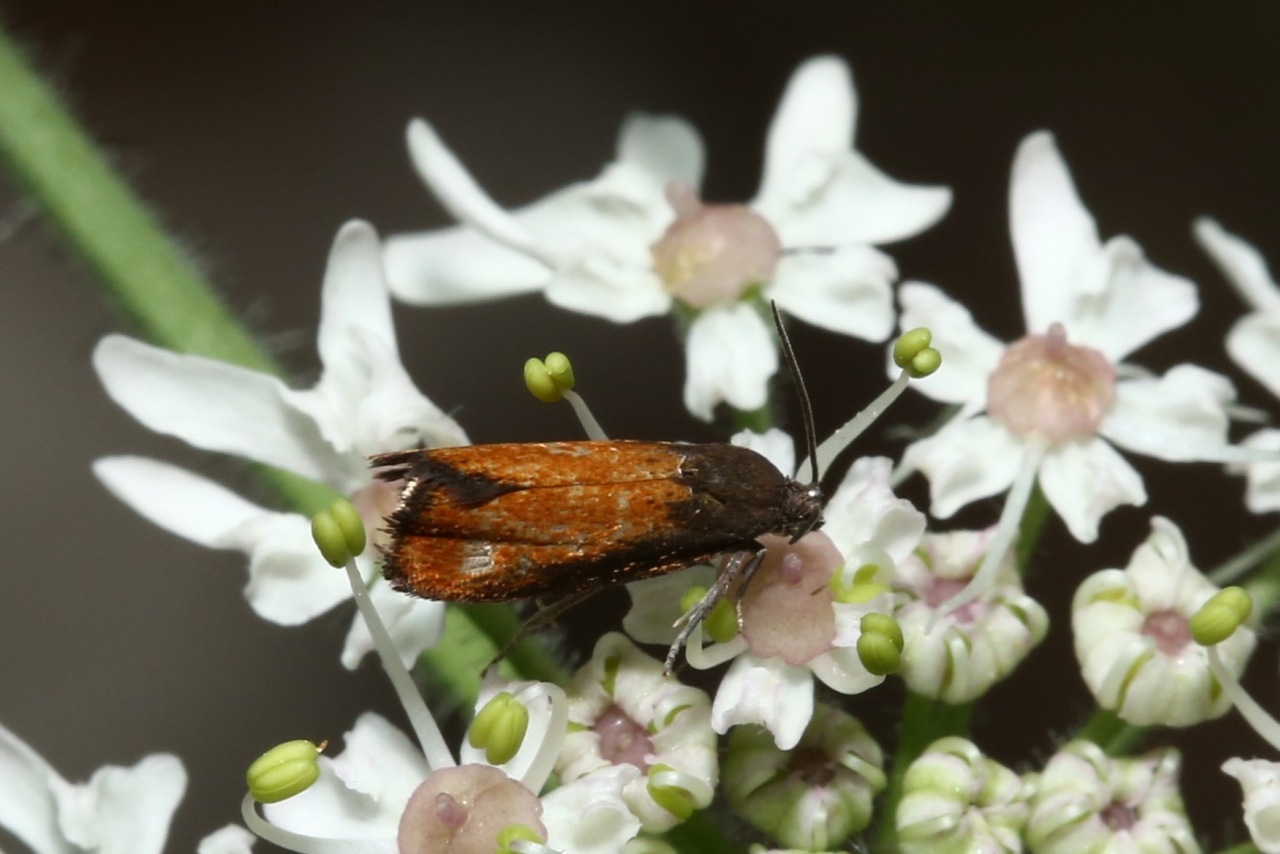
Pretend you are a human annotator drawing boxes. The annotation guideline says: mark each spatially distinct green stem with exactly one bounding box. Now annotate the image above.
[874,692,971,854]
[1210,525,1280,586]
[1077,708,1147,756]
[1213,842,1260,854]
[457,603,569,688]
[665,813,740,854]
[1015,485,1050,572]
[0,21,551,696]
[1243,549,1280,625]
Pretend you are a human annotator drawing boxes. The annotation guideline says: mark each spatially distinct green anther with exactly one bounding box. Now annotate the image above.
[1190,586,1253,646]
[543,351,575,391]
[862,612,904,651]
[704,597,739,644]
[524,357,562,403]
[329,499,366,557]
[834,581,892,605]
[647,765,696,821]
[311,509,349,568]
[468,692,529,766]
[680,586,709,614]
[246,739,323,804]
[497,823,545,851]
[893,328,933,369]
[909,347,942,378]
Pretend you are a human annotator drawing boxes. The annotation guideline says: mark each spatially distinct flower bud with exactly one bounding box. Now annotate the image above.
[468,691,530,766]
[543,351,575,391]
[894,328,933,368]
[857,612,904,676]
[524,357,563,403]
[897,737,1028,854]
[724,705,885,850]
[311,499,366,567]
[246,739,323,803]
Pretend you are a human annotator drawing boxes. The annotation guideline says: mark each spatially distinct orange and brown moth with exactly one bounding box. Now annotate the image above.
[372,306,823,668]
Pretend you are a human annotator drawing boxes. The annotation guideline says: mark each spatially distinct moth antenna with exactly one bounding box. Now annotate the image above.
[770,302,819,486]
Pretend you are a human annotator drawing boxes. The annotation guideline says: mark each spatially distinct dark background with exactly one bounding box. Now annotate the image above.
[0,1,1278,849]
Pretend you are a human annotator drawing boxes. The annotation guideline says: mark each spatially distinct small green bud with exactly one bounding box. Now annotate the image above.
[311,510,348,568]
[704,597,739,644]
[647,765,696,821]
[858,613,904,676]
[329,499,366,557]
[1190,586,1253,646]
[893,328,933,369]
[497,823,546,851]
[246,739,323,803]
[468,692,529,766]
[679,586,709,614]
[908,347,942,378]
[543,351,575,391]
[524,357,562,403]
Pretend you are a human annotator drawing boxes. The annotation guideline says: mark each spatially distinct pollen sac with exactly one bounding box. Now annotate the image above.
[650,182,781,309]
[986,322,1116,444]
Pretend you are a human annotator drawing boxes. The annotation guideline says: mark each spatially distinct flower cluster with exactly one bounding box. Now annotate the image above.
[15,47,1280,854]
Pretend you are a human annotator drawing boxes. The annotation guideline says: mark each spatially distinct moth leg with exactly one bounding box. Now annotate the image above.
[491,588,598,668]
[732,548,769,630]
[665,547,765,674]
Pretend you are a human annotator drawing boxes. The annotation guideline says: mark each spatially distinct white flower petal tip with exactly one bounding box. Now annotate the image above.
[1224,758,1280,854]
[711,654,814,751]
[197,824,257,854]
[897,738,1029,854]
[542,765,643,854]
[1072,517,1256,726]
[0,721,187,854]
[1193,217,1280,312]
[405,118,547,263]
[724,705,885,851]
[558,634,716,832]
[683,303,778,421]
[616,112,705,187]
[1027,742,1197,854]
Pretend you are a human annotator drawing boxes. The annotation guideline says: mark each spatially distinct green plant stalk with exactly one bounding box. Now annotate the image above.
[1213,842,1260,854]
[1077,708,1147,756]
[874,691,972,854]
[0,21,552,702]
[1015,485,1050,571]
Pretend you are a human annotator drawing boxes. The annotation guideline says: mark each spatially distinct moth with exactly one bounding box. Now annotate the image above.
[373,307,822,669]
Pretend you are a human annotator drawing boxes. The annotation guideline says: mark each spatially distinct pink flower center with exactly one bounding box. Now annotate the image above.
[593,704,654,770]
[398,765,546,854]
[1101,802,1138,831]
[649,182,781,309]
[351,477,404,551]
[986,323,1116,445]
[1141,610,1192,656]
[923,577,982,624]
[740,533,843,666]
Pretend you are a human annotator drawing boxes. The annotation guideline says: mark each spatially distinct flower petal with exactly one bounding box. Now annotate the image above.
[404,118,548,262]
[1038,438,1147,543]
[196,824,256,854]
[1223,757,1280,854]
[711,654,814,751]
[902,417,1022,519]
[754,56,950,246]
[341,578,446,671]
[1227,311,1280,400]
[1238,429,1280,514]
[1010,132,1196,360]
[315,221,400,386]
[683,303,778,421]
[769,245,897,342]
[543,256,672,322]
[93,336,346,485]
[93,457,352,625]
[542,765,642,854]
[0,723,72,854]
[1194,217,1280,312]
[1101,365,1246,463]
[823,456,925,565]
[623,565,716,645]
[328,712,431,808]
[384,224,550,304]
[48,753,187,854]
[896,281,1005,406]
[615,112,704,188]
[262,760,399,839]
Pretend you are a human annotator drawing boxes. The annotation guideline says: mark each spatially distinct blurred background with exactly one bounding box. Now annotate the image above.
[1,1,1279,849]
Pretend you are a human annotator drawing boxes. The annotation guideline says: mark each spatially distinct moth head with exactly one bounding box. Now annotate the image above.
[782,482,824,544]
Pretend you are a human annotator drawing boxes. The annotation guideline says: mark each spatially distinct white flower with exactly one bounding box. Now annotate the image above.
[0,720,206,854]
[1026,741,1199,854]
[92,220,466,669]
[895,528,1049,703]
[624,428,924,750]
[558,633,717,832]
[1223,757,1280,854]
[896,737,1029,854]
[1072,517,1255,726]
[901,131,1251,543]
[1194,217,1280,513]
[249,681,640,854]
[385,55,950,421]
